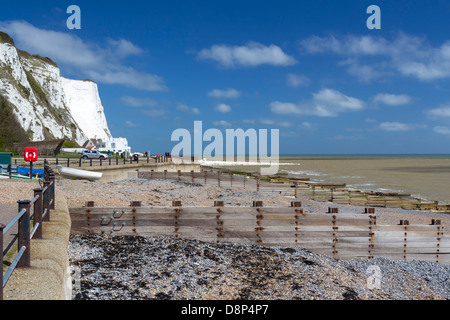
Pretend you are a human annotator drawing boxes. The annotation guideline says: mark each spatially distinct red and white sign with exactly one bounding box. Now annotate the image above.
[24,147,38,162]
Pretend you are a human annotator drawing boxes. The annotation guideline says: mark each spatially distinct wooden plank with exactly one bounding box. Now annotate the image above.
[70,206,318,215]
[69,207,376,221]
[375,225,445,232]
[372,235,449,243]
[70,218,380,232]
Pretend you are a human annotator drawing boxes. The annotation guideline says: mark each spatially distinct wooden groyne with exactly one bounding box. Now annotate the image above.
[137,168,450,213]
[69,202,449,264]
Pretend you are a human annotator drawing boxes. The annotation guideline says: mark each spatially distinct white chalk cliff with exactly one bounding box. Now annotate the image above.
[0,33,111,146]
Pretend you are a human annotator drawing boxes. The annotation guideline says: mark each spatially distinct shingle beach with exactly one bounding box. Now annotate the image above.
[1,176,449,300]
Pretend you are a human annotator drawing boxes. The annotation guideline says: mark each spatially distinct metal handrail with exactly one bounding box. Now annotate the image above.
[30,223,40,239]
[3,208,26,234]
[30,194,39,206]
[42,208,48,220]
[2,246,26,287]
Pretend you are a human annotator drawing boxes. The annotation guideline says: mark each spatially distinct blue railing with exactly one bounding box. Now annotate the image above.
[0,165,55,300]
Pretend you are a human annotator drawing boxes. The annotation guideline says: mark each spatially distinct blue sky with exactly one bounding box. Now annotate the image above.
[2,0,450,154]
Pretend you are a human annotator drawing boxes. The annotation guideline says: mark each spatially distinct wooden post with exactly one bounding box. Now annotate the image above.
[33,188,43,239]
[252,201,263,207]
[436,224,443,263]
[368,215,376,260]
[17,200,31,268]
[85,201,95,207]
[43,181,51,221]
[403,224,408,261]
[217,171,220,187]
[49,174,55,210]
[130,201,141,207]
[332,214,338,257]
[328,207,338,214]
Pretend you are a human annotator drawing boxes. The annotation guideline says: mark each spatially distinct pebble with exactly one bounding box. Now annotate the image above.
[69,234,449,300]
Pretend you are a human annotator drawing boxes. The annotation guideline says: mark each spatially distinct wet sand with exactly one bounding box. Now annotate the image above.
[219,155,450,204]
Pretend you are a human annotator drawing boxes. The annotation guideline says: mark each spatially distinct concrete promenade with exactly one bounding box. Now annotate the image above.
[3,189,72,300]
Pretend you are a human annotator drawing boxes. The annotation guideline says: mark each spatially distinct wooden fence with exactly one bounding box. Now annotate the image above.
[138,170,262,190]
[138,170,450,213]
[69,202,449,264]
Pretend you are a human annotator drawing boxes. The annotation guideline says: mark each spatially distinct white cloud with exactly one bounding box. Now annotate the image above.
[259,119,292,127]
[300,122,313,130]
[300,33,450,81]
[212,120,232,127]
[106,38,144,58]
[176,103,200,115]
[141,109,166,117]
[426,104,450,118]
[207,88,241,99]
[121,96,158,107]
[372,93,412,106]
[125,120,139,128]
[433,126,450,135]
[120,96,165,117]
[286,73,310,87]
[339,59,387,82]
[270,88,365,117]
[197,41,297,68]
[300,34,390,55]
[269,102,302,115]
[0,20,167,91]
[379,122,412,131]
[214,103,232,113]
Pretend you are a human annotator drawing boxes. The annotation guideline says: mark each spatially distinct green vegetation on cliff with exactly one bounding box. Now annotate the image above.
[0,94,30,149]
[0,31,15,46]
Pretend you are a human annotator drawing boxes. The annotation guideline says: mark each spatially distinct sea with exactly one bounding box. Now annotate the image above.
[200,154,450,204]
